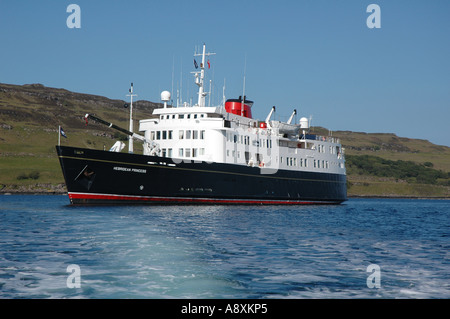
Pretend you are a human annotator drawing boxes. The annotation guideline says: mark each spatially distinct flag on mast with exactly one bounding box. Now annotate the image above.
[207,59,210,69]
[194,59,198,69]
[60,126,67,138]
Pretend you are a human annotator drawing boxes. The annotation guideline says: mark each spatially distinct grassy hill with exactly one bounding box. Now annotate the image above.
[1,83,449,197]
[0,83,158,193]
[310,127,450,198]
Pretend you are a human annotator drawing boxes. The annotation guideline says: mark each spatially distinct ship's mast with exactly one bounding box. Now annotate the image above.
[193,44,215,107]
[126,83,137,153]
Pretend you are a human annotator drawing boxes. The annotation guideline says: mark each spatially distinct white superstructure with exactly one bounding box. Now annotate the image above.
[136,44,345,176]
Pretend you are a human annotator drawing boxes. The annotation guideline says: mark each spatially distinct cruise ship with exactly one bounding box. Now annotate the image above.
[56,44,347,205]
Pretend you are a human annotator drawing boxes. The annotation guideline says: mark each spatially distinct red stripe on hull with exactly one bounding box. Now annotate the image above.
[68,192,339,205]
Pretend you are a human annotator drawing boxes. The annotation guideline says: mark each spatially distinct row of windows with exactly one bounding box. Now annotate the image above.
[224,150,343,170]
[283,157,344,169]
[151,130,205,140]
[284,157,309,167]
[225,137,338,154]
[283,157,330,169]
[161,148,206,158]
[226,133,273,148]
[316,144,340,155]
[160,113,206,120]
[160,147,344,169]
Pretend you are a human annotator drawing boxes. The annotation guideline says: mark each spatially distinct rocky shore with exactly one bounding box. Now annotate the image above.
[0,183,67,195]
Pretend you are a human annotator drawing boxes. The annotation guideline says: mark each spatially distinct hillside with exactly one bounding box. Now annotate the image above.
[310,127,450,198]
[0,83,159,193]
[1,83,449,197]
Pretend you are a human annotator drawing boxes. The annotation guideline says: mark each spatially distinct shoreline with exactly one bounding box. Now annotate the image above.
[1,191,448,200]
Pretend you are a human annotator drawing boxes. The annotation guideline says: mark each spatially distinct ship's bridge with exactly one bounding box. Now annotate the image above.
[139,106,225,131]
[138,106,229,161]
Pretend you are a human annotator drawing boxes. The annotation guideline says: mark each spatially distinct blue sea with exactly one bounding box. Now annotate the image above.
[0,195,448,299]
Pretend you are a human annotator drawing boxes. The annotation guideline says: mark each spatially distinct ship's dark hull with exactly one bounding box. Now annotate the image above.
[56,146,347,205]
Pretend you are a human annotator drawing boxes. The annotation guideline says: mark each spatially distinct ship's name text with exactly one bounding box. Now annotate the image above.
[113,166,147,174]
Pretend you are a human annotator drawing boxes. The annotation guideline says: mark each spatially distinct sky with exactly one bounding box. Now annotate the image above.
[1,0,449,146]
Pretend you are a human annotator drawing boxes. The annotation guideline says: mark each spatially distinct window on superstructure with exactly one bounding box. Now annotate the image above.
[186,130,192,139]
[200,148,205,156]
[193,130,198,139]
[179,130,184,139]
[245,152,250,163]
[160,115,164,120]
[185,148,191,157]
[162,131,167,140]
[256,153,263,165]
[162,149,166,157]
[168,130,173,139]
[168,148,173,157]
[234,135,237,143]
[179,148,184,157]
[166,115,170,119]
[194,114,198,119]
[156,131,161,140]
[187,114,191,119]
[172,115,176,119]
[150,131,155,140]
[200,130,205,139]
[179,114,184,119]
[192,148,198,157]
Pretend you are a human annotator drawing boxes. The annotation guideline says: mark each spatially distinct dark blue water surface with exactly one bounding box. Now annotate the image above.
[0,196,448,298]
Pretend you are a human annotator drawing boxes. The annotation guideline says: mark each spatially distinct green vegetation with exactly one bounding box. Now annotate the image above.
[0,82,158,193]
[17,171,40,180]
[309,126,450,197]
[346,155,450,186]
